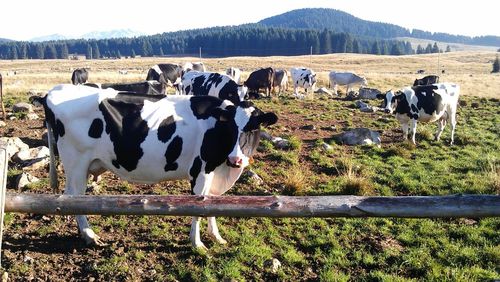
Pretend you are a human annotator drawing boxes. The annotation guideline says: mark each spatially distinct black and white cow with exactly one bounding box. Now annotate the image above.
[413,75,439,86]
[378,83,460,145]
[290,67,317,98]
[84,81,164,95]
[145,64,183,94]
[182,71,247,105]
[71,68,89,85]
[36,84,277,248]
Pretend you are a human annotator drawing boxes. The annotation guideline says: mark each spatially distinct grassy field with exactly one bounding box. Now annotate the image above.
[0,52,499,281]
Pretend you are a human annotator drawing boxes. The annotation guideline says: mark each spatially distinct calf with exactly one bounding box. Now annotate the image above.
[37,84,277,248]
[413,75,440,86]
[244,68,274,97]
[226,67,241,84]
[273,69,289,96]
[71,68,89,85]
[85,81,164,95]
[290,67,317,98]
[328,71,367,95]
[182,71,247,105]
[145,63,183,94]
[378,83,460,144]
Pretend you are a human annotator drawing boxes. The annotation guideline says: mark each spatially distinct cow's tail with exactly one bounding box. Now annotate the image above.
[30,95,60,193]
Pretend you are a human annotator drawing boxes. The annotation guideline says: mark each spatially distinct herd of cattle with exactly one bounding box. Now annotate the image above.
[29,61,460,248]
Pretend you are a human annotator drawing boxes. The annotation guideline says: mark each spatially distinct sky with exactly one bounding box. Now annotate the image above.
[1,0,498,41]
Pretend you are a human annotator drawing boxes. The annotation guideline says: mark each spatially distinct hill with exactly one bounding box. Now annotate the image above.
[260,8,500,47]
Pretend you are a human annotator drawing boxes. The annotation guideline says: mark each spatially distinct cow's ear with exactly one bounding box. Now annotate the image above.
[257,112,278,127]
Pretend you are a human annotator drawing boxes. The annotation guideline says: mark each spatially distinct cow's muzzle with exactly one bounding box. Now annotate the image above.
[227,156,243,168]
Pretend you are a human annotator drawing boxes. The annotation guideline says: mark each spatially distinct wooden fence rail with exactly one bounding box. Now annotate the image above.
[5,193,500,218]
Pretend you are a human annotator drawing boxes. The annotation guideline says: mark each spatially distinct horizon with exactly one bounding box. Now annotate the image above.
[1,1,499,41]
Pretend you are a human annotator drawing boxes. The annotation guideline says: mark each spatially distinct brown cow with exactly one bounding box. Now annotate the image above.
[244,67,274,98]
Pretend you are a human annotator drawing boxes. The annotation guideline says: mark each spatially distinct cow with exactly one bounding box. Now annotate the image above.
[181,72,247,105]
[35,84,278,249]
[226,67,241,84]
[272,69,289,96]
[244,68,274,98]
[328,71,367,96]
[183,62,206,73]
[145,64,183,94]
[377,83,460,145]
[290,67,317,98]
[417,69,425,74]
[71,68,89,85]
[84,81,164,95]
[413,75,440,86]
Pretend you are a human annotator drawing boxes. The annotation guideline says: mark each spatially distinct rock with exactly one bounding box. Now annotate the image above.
[335,128,381,146]
[344,91,358,101]
[12,102,33,113]
[260,131,273,141]
[300,124,316,130]
[359,87,382,100]
[314,87,334,96]
[26,113,39,120]
[321,142,333,151]
[0,137,30,159]
[459,100,467,107]
[0,121,6,127]
[241,170,264,186]
[16,172,40,189]
[272,137,290,149]
[264,258,282,273]
[12,146,50,163]
[23,158,50,171]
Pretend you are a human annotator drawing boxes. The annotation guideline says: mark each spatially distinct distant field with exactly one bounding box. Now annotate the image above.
[1,51,499,100]
[396,37,499,52]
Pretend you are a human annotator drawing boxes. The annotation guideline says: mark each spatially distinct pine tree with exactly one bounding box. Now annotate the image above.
[445,45,452,52]
[371,41,381,55]
[432,42,440,53]
[86,44,92,59]
[425,43,433,53]
[492,55,500,73]
[416,44,424,54]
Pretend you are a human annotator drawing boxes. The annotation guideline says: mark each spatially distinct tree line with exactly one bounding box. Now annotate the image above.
[0,25,420,59]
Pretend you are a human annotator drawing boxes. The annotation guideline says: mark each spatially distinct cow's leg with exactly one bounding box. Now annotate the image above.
[294,85,298,96]
[449,111,457,145]
[63,157,105,246]
[410,119,418,144]
[401,122,409,141]
[435,118,446,141]
[207,216,227,244]
[190,173,214,249]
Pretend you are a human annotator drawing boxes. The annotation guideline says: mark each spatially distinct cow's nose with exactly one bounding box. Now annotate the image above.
[228,156,243,167]
[384,109,391,114]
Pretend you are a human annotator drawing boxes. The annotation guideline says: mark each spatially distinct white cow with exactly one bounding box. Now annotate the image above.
[290,67,317,98]
[329,71,368,95]
[226,67,241,84]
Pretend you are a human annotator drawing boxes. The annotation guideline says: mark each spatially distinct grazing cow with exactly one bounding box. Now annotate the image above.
[183,62,206,73]
[272,69,289,95]
[145,64,183,94]
[36,84,278,248]
[71,68,89,85]
[85,81,164,95]
[378,83,460,145]
[328,71,367,96]
[182,72,247,105]
[226,67,241,84]
[244,68,274,97]
[413,75,440,86]
[290,67,317,97]
[417,69,425,74]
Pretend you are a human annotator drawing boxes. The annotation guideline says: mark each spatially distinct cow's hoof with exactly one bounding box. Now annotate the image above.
[193,242,208,251]
[216,238,228,245]
[84,234,107,247]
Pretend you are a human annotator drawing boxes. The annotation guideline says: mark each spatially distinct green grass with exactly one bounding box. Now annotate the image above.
[2,94,499,281]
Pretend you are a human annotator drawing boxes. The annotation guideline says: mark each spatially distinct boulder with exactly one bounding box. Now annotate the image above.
[359,87,382,100]
[335,128,381,146]
[12,102,33,113]
[16,172,40,189]
[272,137,290,149]
[241,170,264,186]
[12,146,50,163]
[314,87,335,96]
[0,137,30,159]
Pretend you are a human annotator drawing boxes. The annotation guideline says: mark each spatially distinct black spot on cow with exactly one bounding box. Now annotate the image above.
[189,156,202,194]
[201,116,238,173]
[157,116,176,143]
[88,118,103,138]
[55,119,65,138]
[98,95,151,171]
[411,104,419,113]
[218,80,240,105]
[415,85,444,115]
[189,96,223,120]
[192,75,213,96]
[164,136,183,171]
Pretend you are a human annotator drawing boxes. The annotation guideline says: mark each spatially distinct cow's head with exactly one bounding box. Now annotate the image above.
[377,90,403,114]
[224,101,277,168]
